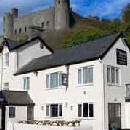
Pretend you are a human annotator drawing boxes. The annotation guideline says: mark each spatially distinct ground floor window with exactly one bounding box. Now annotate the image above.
[78,103,94,118]
[9,107,15,118]
[46,104,62,117]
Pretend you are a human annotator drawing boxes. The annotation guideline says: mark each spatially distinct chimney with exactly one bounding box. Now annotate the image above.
[11,8,18,18]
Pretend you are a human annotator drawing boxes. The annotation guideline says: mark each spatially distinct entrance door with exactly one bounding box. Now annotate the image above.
[108,103,121,130]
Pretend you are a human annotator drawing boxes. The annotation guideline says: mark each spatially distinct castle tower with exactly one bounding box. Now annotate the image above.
[55,0,70,30]
[3,8,18,38]
[3,13,14,38]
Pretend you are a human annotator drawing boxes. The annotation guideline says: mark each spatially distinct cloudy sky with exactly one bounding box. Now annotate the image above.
[0,0,130,34]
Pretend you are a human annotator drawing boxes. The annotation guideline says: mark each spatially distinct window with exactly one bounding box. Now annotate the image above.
[3,82,9,90]
[25,27,27,32]
[14,29,17,35]
[78,103,94,118]
[19,28,22,33]
[107,66,119,85]
[78,66,93,85]
[41,22,44,28]
[46,104,62,117]
[23,77,30,91]
[9,107,15,118]
[3,53,9,67]
[46,72,62,88]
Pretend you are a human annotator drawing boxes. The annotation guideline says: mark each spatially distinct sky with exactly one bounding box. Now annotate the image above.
[0,0,130,34]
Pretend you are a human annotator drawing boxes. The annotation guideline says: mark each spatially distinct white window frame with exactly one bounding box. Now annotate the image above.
[78,102,94,119]
[3,82,9,90]
[46,72,62,89]
[107,66,120,86]
[78,66,93,86]
[46,103,62,118]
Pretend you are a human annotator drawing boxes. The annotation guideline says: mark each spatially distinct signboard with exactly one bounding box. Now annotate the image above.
[62,74,68,86]
[116,49,127,65]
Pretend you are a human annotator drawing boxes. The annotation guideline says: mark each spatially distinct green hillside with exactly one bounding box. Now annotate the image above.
[12,3,130,49]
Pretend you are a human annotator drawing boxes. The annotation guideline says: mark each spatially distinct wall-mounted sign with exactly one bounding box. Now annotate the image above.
[62,74,68,86]
[116,49,127,65]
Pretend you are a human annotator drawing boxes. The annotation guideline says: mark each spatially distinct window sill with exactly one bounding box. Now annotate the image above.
[45,117,64,120]
[107,83,121,87]
[77,117,95,120]
[77,83,94,87]
[45,86,66,90]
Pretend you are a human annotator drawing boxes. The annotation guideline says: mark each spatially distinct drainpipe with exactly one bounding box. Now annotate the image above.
[0,42,4,91]
[66,65,70,91]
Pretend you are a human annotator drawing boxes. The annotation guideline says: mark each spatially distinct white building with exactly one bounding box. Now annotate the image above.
[0,33,130,130]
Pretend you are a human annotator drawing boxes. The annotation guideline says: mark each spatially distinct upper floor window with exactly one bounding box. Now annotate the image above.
[107,66,119,85]
[78,66,93,85]
[3,82,9,90]
[78,103,94,118]
[9,107,15,118]
[3,53,9,67]
[46,72,62,88]
[23,77,30,91]
[46,104,62,117]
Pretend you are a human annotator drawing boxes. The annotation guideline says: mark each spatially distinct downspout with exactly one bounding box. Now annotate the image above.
[99,58,106,130]
[0,47,4,91]
[66,65,70,91]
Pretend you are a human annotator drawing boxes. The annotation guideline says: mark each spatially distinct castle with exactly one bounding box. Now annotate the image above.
[3,0,71,39]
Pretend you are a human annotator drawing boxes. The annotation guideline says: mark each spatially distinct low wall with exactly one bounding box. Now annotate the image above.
[7,121,93,130]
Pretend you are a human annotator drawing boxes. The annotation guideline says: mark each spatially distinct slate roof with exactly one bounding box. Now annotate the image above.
[4,37,54,52]
[15,33,126,75]
[0,91,34,106]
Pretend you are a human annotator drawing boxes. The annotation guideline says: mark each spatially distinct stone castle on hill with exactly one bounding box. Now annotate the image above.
[3,0,72,39]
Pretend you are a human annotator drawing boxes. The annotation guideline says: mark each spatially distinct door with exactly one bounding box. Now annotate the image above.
[108,103,121,130]
[27,106,34,120]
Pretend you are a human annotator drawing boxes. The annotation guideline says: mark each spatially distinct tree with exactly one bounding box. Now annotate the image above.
[122,3,130,23]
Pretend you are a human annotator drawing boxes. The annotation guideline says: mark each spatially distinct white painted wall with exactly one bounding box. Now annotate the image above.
[5,106,27,130]
[125,103,130,129]
[17,40,52,69]
[102,38,130,129]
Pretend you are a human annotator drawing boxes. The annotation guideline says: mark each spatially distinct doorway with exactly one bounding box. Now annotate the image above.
[108,103,121,130]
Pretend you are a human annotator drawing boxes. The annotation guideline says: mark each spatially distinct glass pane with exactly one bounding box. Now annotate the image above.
[83,67,89,84]
[50,73,58,88]
[78,104,82,117]
[59,104,62,117]
[89,104,94,117]
[46,105,49,116]
[111,67,115,83]
[83,103,88,117]
[46,75,49,88]
[50,104,58,117]
[89,67,93,83]
[116,69,119,84]
[107,67,111,83]
[78,69,82,84]
[59,73,62,86]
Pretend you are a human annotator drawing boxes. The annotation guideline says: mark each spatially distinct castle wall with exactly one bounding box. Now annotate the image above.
[13,7,55,35]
